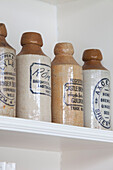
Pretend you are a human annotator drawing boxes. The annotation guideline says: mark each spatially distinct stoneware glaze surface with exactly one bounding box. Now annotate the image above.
[0,23,16,117]
[17,32,51,121]
[52,43,83,126]
[83,49,111,130]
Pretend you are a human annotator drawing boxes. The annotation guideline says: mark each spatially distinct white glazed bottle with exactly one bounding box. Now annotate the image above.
[0,23,16,117]
[82,49,111,130]
[17,32,51,121]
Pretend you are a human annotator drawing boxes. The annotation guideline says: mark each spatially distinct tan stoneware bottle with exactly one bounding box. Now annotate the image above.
[52,42,83,126]
[0,23,16,117]
[17,32,51,121]
[82,49,111,130]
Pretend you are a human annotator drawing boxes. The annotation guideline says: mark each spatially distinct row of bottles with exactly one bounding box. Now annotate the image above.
[0,23,111,130]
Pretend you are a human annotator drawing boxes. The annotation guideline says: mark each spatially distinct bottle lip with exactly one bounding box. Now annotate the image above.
[0,23,7,37]
[82,49,103,61]
[54,42,74,56]
[21,32,43,47]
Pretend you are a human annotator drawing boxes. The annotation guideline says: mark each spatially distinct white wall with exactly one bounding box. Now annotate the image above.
[61,149,113,170]
[0,147,61,170]
[57,0,113,66]
[57,0,113,128]
[0,0,57,58]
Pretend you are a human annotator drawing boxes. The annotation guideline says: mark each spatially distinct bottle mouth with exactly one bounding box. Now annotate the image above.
[0,23,7,37]
[82,49,103,61]
[54,42,74,56]
[21,32,43,47]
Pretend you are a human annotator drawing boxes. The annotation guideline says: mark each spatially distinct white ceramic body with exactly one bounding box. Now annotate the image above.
[0,47,16,117]
[83,70,111,130]
[17,54,51,122]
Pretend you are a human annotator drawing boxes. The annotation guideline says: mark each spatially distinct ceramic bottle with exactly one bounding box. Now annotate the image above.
[82,49,111,130]
[0,23,16,117]
[52,43,83,126]
[17,32,51,121]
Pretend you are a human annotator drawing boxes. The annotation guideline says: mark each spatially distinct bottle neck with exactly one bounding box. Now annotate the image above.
[56,54,73,59]
[83,60,107,70]
[0,35,7,45]
[52,54,78,65]
[0,35,14,50]
[18,44,45,56]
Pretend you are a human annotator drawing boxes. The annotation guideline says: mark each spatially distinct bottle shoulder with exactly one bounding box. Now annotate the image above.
[0,40,15,52]
[52,55,81,67]
[17,44,47,57]
[82,60,108,71]
[17,50,46,56]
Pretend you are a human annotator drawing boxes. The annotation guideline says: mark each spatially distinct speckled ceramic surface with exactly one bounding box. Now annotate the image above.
[17,54,51,121]
[52,64,83,126]
[52,43,83,126]
[83,70,111,130]
[0,47,16,117]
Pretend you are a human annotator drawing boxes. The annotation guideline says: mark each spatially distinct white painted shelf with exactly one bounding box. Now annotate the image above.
[0,116,113,152]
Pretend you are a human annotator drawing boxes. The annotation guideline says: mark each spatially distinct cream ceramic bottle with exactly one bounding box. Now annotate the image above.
[17,32,51,121]
[82,49,111,130]
[52,43,83,126]
[0,23,16,117]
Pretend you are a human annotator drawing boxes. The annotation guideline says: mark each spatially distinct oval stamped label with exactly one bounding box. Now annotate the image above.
[30,63,51,97]
[0,52,16,106]
[93,78,111,129]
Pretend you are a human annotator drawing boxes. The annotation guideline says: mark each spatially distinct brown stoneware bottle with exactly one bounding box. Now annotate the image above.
[82,49,111,130]
[52,42,83,126]
[0,23,16,117]
[17,32,51,121]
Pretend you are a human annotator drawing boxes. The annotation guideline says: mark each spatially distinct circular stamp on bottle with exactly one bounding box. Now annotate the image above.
[93,78,111,129]
[0,52,16,106]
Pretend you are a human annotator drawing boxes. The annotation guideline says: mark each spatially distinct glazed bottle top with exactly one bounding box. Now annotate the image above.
[52,42,79,65]
[18,32,46,56]
[54,42,74,56]
[82,49,107,70]
[0,23,14,50]
[0,23,7,37]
